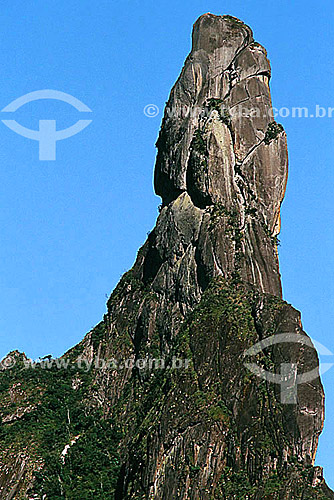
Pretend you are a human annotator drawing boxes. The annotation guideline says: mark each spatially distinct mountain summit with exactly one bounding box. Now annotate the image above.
[0,14,333,500]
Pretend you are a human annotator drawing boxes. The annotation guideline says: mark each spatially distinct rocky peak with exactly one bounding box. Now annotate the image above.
[152,13,287,302]
[0,13,332,500]
[192,13,253,54]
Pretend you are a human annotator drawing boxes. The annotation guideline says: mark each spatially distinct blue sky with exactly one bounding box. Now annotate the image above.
[0,0,333,487]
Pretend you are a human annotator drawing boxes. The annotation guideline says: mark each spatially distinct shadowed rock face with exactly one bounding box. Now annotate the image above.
[0,13,333,500]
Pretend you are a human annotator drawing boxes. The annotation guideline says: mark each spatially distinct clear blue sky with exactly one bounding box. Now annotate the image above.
[0,0,333,487]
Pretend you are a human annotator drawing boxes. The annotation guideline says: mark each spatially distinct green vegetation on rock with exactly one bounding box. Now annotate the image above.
[264,122,284,145]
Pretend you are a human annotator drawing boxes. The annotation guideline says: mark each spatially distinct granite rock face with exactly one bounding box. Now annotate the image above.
[154,13,287,300]
[0,13,333,500]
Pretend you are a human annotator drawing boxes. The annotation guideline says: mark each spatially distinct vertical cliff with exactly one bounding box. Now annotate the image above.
[0,13,333,500]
